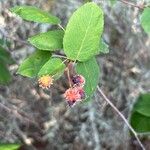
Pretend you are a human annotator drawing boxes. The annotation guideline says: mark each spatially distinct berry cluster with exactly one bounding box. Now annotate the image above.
[38,74,86,107]
[64,75,86,107]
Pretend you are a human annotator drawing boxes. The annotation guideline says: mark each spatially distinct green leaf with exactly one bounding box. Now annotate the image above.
[63,2,104,62]
[130,112,150,133]
[0,62,11,84]
[76,57,100,98]
[132,93,150,117]
[130,93,150,134]
[52,67,65,80]
[0,46,14,65]
[0,144,20,150]
[17,50,51,78]
[28,30,64,51]
[38,58,65,78]
[98,39,109,54]
[10,6,60,24]
[141,8,150,34]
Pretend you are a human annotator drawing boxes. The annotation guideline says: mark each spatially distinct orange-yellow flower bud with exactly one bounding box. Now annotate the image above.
[38,75,53,89]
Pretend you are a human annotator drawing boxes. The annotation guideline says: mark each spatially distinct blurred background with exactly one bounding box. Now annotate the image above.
[0,0,150,149]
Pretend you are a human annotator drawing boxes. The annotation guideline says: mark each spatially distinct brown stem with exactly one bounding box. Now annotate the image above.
[119,0,144,9]
[66,67,72,88]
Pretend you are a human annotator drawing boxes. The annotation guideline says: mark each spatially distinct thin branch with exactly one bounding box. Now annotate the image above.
[119,0,144,9]
[52,54,67,59]
[97,86,145,150]
[58,24,65,31]
[66,67,72,88]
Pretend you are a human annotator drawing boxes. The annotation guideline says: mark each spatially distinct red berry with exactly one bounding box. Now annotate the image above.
[72,75,85,86]
[76,86,86,99]
[64,86,85,106]
[64,87,81,103]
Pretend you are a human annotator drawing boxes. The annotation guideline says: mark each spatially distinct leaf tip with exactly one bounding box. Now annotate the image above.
[10,6,21,14]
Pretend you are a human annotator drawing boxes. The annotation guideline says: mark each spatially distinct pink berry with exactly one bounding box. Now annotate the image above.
[64,86,85,106]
